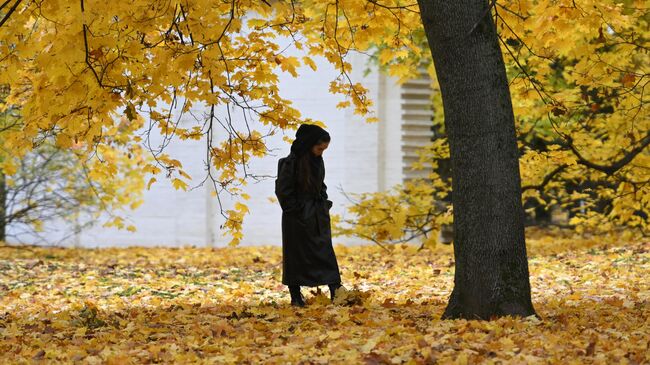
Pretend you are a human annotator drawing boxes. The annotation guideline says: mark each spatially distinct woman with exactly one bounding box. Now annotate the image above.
[275,124,342,307]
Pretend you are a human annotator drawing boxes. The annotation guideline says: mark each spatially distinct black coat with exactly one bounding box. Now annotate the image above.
[275,152,341,286]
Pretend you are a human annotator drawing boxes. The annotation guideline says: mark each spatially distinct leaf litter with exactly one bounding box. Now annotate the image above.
[0,234,647,364]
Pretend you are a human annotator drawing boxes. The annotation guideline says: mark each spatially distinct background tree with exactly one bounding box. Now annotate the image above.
[0,92,145,243]
[337,0,648,246]
[0,141,146,244]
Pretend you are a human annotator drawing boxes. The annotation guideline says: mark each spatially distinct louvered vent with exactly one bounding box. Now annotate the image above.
[401,69,434,181]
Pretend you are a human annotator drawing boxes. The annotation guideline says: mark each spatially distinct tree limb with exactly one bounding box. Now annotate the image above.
[564,131,650,175]
[521,164,568,191]
[0,0,21,27]
[467,0,497,36]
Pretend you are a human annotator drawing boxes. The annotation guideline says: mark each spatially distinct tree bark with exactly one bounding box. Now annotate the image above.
[417,0,537,319]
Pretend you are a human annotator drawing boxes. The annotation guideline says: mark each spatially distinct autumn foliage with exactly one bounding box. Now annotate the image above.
[337,0,649,245]
[0,0,647,243]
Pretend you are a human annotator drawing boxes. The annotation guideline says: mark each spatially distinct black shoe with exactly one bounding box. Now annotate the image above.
[329,283,342,302]
[290,297,306,307]
[289,286,306,307]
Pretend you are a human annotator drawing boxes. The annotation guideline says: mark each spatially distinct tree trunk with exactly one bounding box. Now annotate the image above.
[417,0,537,319]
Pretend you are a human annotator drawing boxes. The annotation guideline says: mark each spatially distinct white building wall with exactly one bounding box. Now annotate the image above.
[379,72,407,188]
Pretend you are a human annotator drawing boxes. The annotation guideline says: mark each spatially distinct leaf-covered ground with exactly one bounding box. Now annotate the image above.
[1,234,648,364]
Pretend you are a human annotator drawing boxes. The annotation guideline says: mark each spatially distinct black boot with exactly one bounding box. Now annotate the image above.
[328,283,342,302]
[289,285,305,307]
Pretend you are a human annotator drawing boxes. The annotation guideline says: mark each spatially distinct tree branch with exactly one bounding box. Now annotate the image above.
[467,0,497,36]
[0,0,21,27]
[521,164,568,191]
[565,131,650,175]
[0,0,13,12]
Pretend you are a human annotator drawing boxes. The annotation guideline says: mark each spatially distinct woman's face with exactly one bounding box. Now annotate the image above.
[311,141,330,156]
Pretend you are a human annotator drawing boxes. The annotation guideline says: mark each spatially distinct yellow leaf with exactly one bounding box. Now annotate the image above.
[235,202,249,214]
[247,19,267,28]
[278,56,300,77]
[172,178,188,191]
[147,177,157,190]
[302,56,317,71]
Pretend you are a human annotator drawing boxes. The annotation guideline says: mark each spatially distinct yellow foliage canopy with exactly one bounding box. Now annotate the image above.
[0,0,647,243]
[338,0,649,243]
[0,0,421,242]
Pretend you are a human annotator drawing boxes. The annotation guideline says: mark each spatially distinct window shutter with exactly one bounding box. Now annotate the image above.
[401,69,434,182]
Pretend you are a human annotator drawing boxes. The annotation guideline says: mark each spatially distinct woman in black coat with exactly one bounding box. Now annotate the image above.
[275,124,342,307]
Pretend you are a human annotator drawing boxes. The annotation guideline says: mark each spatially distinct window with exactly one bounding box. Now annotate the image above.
[401,69,434,182]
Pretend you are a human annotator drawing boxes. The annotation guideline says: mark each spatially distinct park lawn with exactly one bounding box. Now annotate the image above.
[0,232,647,364]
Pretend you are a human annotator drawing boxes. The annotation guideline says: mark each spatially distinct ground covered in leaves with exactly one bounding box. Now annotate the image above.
[0,233,648,364]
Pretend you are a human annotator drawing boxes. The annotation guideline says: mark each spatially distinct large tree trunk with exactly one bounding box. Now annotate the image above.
[417,0,536,319]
